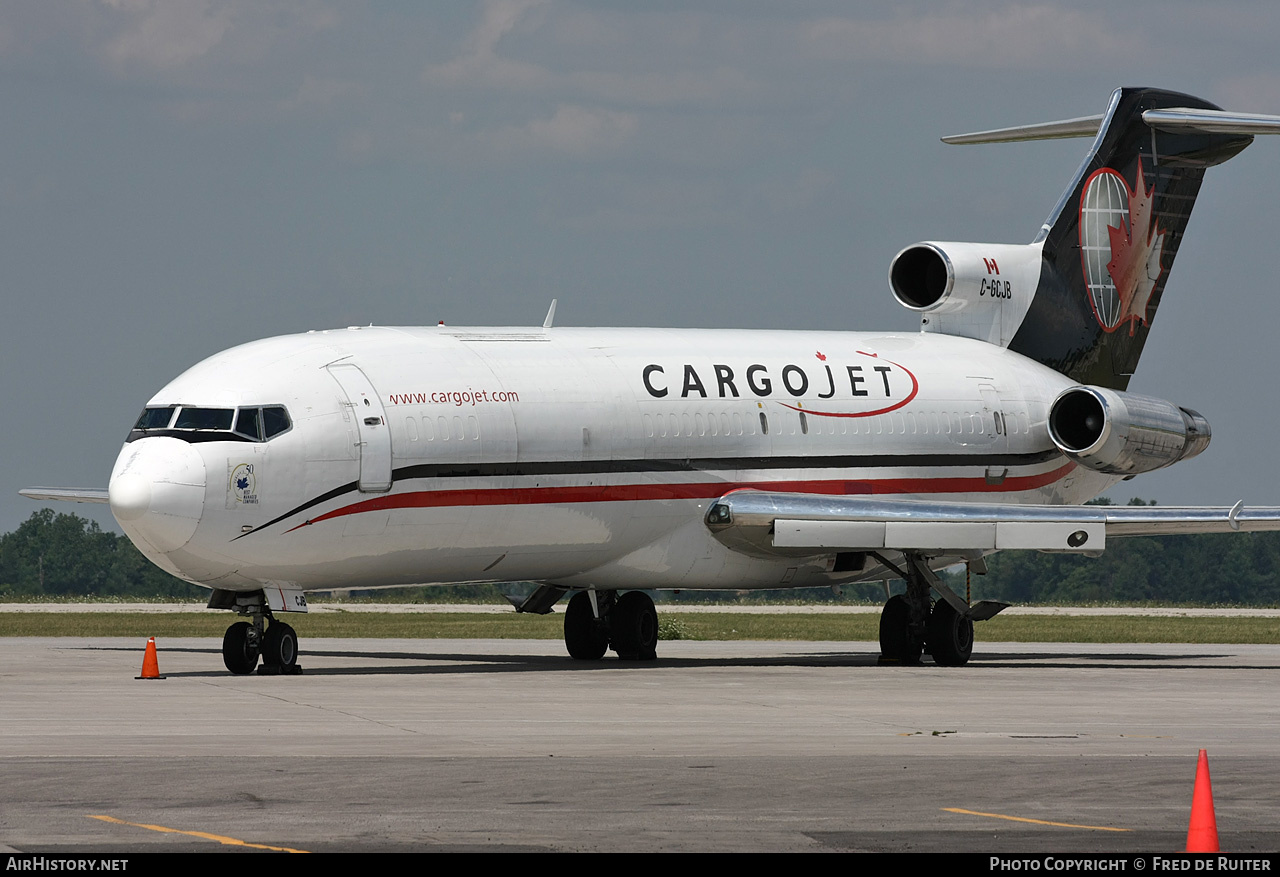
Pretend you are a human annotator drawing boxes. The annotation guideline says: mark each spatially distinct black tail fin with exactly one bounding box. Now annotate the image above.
[1002,88,1253,389]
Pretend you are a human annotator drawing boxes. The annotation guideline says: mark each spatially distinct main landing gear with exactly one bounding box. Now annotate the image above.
[876,552,1001,666]
[564,589,659,661]
[212,590,303,675]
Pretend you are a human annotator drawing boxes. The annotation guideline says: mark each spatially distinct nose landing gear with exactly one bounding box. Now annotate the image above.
[212,589,303,675]
[221,621,260,675]
[259,621,299,674]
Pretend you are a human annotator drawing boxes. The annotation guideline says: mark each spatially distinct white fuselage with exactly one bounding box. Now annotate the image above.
[108,325,1112,594]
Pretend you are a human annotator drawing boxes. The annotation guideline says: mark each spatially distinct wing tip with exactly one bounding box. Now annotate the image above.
[19,487,111,504]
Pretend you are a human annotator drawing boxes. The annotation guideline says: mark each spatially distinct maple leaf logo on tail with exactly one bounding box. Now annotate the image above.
[1106,163,1165,335]
[1078,163,1167,334]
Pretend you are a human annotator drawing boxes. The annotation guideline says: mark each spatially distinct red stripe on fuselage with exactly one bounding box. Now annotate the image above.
[285,462,1076,532]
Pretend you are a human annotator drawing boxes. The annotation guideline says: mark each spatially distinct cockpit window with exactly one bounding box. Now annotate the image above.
[173,407,235,430]
[233,407,262,441]
[133,407,176,430]
[262,406,291,438]
[127,405,292,444]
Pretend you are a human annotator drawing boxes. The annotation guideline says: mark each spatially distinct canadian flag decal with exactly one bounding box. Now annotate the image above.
[1078,163,1166,334]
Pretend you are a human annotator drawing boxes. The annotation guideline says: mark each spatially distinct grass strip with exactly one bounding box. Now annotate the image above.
[1,611,1278,644]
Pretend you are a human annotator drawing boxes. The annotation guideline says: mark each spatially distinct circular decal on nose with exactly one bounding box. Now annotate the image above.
[228,462,259,506]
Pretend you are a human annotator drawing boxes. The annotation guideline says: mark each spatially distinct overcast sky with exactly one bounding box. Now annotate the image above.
[5,0,1280,535]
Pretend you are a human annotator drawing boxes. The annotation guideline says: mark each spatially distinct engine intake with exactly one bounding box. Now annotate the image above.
[890,244,952,310]
[888,241,1043,347]
[1048,386,1211,475]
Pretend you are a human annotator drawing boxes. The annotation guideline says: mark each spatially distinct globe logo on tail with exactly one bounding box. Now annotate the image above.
[1078,163,1166,334]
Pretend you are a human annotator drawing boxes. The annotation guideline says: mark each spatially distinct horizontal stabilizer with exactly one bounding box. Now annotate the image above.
[944,107,1280,145]
[19,487,110,504]
[1139,107,1280,136]
[941,114,1104,144]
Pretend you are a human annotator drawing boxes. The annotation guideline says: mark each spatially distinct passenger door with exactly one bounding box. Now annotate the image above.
[327,362,393,493]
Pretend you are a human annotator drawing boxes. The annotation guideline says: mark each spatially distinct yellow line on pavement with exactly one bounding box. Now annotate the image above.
[942,808,1132,832]
[89,815,310,852]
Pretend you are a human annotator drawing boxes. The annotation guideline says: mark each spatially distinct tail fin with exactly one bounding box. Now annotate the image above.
[949,87,1278,390]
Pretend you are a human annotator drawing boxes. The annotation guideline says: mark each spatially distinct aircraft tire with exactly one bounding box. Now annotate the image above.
[564,591,608,660]
[222,621,260,675]
[927,600,974,666]
[878,595,923,663]
[611,591,658,661]
[261,621,299,671]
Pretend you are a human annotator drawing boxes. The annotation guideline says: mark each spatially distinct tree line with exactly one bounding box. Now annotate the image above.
[969,498,1280,605]
[0,509,203,599]
[2,504,1278,605]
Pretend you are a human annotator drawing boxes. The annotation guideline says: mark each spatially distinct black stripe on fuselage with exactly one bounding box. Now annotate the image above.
[388,449,1062,481]
[231,448,1064,541]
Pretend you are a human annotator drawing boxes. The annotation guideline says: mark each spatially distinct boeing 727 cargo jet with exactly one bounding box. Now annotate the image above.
[24,87,1280,673]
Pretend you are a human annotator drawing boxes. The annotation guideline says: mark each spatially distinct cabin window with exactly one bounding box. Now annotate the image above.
[759,412,769,435]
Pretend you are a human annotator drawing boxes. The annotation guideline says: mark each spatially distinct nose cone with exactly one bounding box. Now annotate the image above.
[110,438,207,553]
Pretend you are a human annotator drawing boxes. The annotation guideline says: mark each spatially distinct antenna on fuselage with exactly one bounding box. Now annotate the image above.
[543,299,558,329]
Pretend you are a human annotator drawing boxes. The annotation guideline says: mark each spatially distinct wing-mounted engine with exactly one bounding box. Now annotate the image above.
[1048,385,1210,475]
[889,241,1044,347]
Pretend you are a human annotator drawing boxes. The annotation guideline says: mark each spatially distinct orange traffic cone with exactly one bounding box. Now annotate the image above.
[136,636,165,680]
[1185,749,1220,852]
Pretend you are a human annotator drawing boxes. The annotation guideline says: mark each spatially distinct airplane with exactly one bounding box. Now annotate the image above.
[22,86,1280,674]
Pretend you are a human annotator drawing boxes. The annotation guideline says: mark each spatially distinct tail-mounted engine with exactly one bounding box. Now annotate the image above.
[1048,386,1210,475]
[889,241,1044,347]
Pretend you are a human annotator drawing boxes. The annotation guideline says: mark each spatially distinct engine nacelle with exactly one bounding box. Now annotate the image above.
[889,241,1044,346]
[1048,386,1211,476]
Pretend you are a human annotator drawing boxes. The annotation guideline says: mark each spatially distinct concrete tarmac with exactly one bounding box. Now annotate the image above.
[2,636,1278,853]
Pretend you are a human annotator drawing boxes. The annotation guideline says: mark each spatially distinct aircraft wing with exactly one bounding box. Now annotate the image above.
[705,491,1280,557]
[19,487,110,504]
